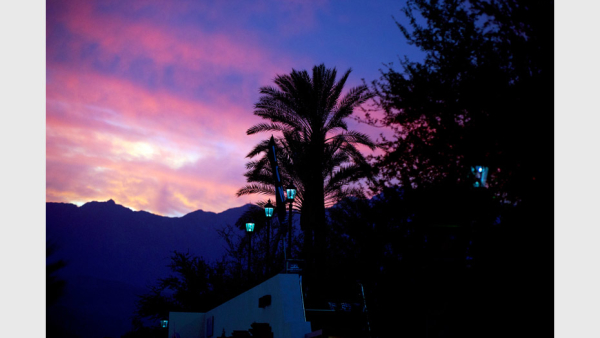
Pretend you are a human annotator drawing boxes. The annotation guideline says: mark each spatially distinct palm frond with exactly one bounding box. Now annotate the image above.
[236,183,276,197]
[240,64,374,225]
[247,122,291,135]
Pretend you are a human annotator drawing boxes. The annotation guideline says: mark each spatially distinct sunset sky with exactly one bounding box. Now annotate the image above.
[0,1,591,335]
[46,0,423,217]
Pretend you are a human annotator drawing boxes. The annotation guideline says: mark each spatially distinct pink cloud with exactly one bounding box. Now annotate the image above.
[46,0,379,216]
[47,64,265,215]
[47,1,288,85]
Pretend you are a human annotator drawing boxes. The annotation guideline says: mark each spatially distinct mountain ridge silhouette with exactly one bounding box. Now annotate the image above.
[46,199,252,338]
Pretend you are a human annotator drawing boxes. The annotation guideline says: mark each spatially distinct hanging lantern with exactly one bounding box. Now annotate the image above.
[245,222,255,232]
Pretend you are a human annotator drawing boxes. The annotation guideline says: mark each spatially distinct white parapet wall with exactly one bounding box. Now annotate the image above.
[168,273,312,338]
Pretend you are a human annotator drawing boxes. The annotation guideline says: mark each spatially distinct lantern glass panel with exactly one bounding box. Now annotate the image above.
[264,200,274,218]
[286,187,297,201]
[265,207,274,218]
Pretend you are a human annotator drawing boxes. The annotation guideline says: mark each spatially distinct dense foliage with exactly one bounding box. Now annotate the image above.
[353,0,553,335]
[368,0,553,204]
[324,185,507,337]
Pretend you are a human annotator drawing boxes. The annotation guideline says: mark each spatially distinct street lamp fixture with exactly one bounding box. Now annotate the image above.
[286,183,297,202]
[264,200,274,218]
[471,166,489,188]
[245,222,255,232]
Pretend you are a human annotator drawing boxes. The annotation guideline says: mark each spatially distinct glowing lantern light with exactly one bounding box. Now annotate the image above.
[471,166,489,188]
[286,183,297,202]
[264,200,274,218]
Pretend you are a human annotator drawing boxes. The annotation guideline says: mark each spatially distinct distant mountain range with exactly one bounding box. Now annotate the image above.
[46,199,252,338]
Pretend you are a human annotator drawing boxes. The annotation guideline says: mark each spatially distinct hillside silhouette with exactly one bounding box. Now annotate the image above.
[46,199,251,338]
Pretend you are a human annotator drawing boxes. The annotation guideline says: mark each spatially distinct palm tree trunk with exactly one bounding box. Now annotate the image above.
[313,181,327,277]
[301,206,313,262]
[306,146,328,303]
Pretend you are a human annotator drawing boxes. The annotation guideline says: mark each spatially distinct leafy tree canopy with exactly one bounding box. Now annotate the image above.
[368,0,553,204]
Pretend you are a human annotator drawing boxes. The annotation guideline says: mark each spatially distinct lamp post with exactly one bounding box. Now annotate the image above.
[264,200,274,274]
[245,222,255,275]
[285,183,297,259]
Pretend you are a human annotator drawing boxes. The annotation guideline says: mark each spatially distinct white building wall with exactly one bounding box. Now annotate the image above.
[168,274,312,338]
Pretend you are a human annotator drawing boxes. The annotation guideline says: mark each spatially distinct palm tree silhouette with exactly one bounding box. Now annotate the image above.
[237,64,375,276]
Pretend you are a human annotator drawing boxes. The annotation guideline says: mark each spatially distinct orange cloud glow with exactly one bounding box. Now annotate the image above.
[47,63,266,216]
[47,0,387,216]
